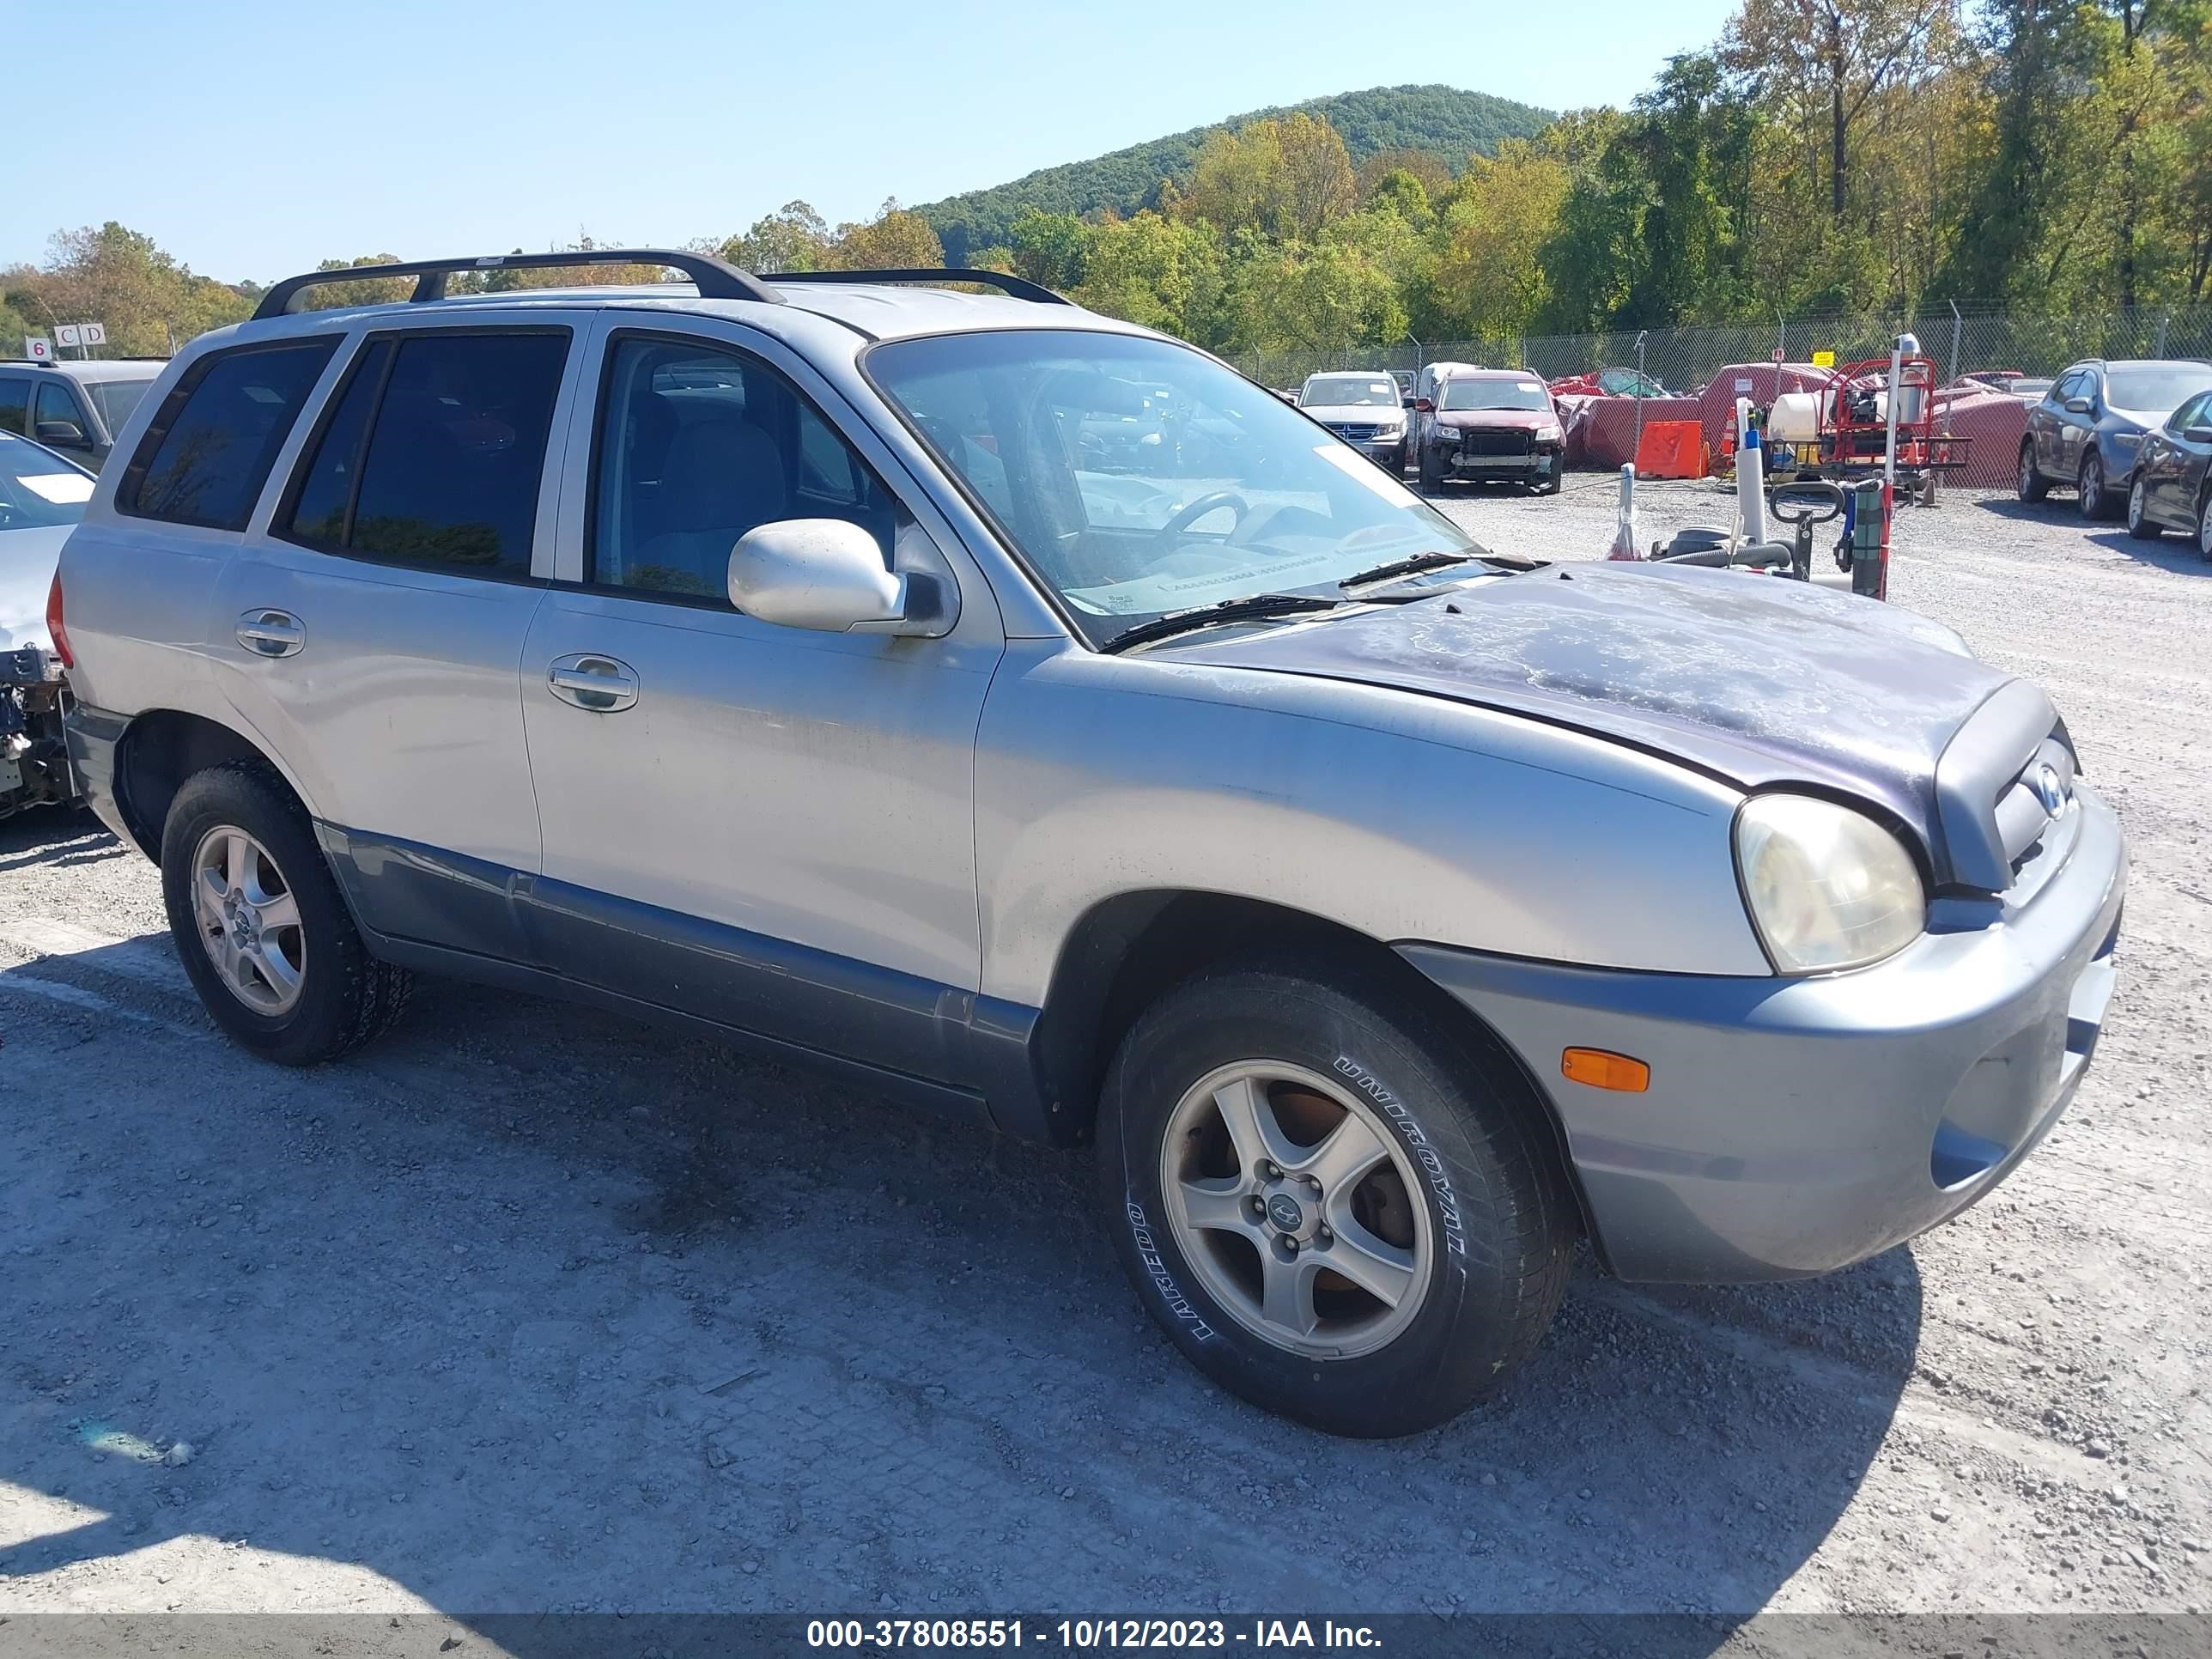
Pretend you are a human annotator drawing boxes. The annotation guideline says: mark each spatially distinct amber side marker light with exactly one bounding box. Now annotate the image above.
[1562,1048,1651,1092]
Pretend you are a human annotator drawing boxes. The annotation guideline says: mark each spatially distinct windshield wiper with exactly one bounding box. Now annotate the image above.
[1097,593,1346,654]
[1338,550,1479,589]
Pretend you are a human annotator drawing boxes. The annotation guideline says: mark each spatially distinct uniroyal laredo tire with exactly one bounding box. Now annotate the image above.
[1097,955,1575,1437]
[161,761,412,1065]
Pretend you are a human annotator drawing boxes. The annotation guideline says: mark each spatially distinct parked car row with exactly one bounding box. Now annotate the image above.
[1293,362,1567,497]
[2016,356,2212,556]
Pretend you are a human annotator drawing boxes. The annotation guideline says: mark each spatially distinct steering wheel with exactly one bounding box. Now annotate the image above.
[1157,490,1249,542]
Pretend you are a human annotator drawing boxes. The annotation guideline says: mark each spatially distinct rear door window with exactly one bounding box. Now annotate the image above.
[280,331,570,578]
[0,378,30,437]
[119,339,340,529]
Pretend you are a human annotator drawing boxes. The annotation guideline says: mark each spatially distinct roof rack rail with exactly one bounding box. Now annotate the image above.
[761,268,1070,306]
[252,249,784,320]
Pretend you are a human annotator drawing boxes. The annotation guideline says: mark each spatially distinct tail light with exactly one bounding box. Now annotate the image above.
[46,570,73,669]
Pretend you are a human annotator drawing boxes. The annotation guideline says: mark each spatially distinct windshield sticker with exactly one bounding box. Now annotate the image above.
[19,471,93,505]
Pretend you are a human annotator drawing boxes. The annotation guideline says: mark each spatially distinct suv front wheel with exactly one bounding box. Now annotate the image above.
[161,761,412,1064]
[1097,956,1575,1437]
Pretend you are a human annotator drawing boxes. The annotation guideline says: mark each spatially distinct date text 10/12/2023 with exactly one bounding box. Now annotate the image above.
[805,1620,1382,1650]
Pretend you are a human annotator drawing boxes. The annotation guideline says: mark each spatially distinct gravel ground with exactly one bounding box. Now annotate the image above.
[1,481,2207,1643]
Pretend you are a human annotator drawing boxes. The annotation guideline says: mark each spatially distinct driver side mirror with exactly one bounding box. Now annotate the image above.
[727,519,947,637]
[34,419,89,448]
[2185,425,2212,445]
[1413,398,1434,413]
[2063,397,2094,415]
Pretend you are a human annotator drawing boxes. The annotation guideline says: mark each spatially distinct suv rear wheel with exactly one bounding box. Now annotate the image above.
[1097,956,1574,1437]
[161,762,412,1064]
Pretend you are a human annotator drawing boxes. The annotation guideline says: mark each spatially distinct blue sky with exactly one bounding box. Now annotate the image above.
[25,0,1737,283]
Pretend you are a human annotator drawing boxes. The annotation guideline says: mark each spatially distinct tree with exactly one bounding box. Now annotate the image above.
[304,255,412,309]
[828,200,944,270]
[720,201,831,273]
[1356,148,1453,204]
[1180,114,1357,243]
[1420,141,1570,337]
[1728,0,1954,220]
[1008,206,1092,289]
[1072,212,1225,342]
[6,223,251,358]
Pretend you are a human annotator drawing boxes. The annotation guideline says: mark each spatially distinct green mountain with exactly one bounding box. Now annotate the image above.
[915,84,1555,263]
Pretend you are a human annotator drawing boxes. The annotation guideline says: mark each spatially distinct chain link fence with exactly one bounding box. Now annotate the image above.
[1230,306,2212,394]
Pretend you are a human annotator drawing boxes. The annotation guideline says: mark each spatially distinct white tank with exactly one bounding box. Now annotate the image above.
[1765,390,1823,444]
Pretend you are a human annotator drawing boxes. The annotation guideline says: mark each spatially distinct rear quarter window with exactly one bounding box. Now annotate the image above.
[118,338,339,531]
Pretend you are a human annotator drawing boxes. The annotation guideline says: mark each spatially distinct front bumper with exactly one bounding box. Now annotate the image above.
[1400,784,2127,1282]
[1441,446,1561,478]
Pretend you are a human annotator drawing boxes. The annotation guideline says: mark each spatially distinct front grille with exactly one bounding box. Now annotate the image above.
[1325,422,1384,441]
[1996,734,2076,875]
[1459,429,1534,457]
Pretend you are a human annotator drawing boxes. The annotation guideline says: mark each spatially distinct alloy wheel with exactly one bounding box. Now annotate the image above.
[2200,495,2212,561]
[1158,1060,1431,1359]
[190,824,307,1016]
[2080,456,2104,518]
[2129,477,2146,533]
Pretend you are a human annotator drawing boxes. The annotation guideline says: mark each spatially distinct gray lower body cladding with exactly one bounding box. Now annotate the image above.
[1400,784,2127,1283]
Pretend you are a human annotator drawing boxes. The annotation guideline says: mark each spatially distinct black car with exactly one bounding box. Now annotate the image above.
[2123,387,2212,558]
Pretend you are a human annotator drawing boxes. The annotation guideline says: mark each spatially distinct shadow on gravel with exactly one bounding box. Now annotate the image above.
[1972,495,2212,574]
[0,809,127,875]
[2081,528,2212,573]
[0,952,1918,1646]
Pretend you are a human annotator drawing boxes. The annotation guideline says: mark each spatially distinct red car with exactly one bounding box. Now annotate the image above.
[1414,368,1566,494]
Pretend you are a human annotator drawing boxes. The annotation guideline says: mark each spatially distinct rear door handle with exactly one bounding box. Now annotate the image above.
[236,609,305,658]
[546,653,639,713]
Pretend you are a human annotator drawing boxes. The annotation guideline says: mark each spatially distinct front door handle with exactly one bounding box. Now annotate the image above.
[236,609,305,658]
[546,653,639,713]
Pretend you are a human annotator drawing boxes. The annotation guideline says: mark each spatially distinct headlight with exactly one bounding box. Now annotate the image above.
[1734,794,1925,973]
[1376,419,1404,436]
[1534,422,1563,443]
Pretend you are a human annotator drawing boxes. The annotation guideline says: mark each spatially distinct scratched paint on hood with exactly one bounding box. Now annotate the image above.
[1167,562,2029,866]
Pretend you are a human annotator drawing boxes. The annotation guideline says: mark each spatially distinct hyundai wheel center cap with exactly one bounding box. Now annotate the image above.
[1266,1193,1305,1233]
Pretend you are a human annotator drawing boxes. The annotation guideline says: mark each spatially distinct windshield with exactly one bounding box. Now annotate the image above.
[1299,375,1398,408]
[0,434,93,530]
[1440,378,1552,413]
[87,376,155,434]
[869,330,1476,642]
[2106,366,2212,414]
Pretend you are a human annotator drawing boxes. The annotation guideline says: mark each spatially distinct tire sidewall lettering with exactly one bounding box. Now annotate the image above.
[1333,1054,1468,1261]
[1123,1196,1216,1342]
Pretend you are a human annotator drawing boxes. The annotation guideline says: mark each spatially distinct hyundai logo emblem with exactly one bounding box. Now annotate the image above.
[2032,763,2068,817]
[1265,1194,1304,1233]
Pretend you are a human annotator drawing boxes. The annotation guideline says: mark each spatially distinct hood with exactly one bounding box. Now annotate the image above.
[1167,562,2039,887]
[1302,404,1405,426]
[1437,408,1554,430]
[0,525,70,653]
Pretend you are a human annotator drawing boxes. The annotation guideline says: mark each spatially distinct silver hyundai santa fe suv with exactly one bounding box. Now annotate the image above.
[55,251,2126,1437]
